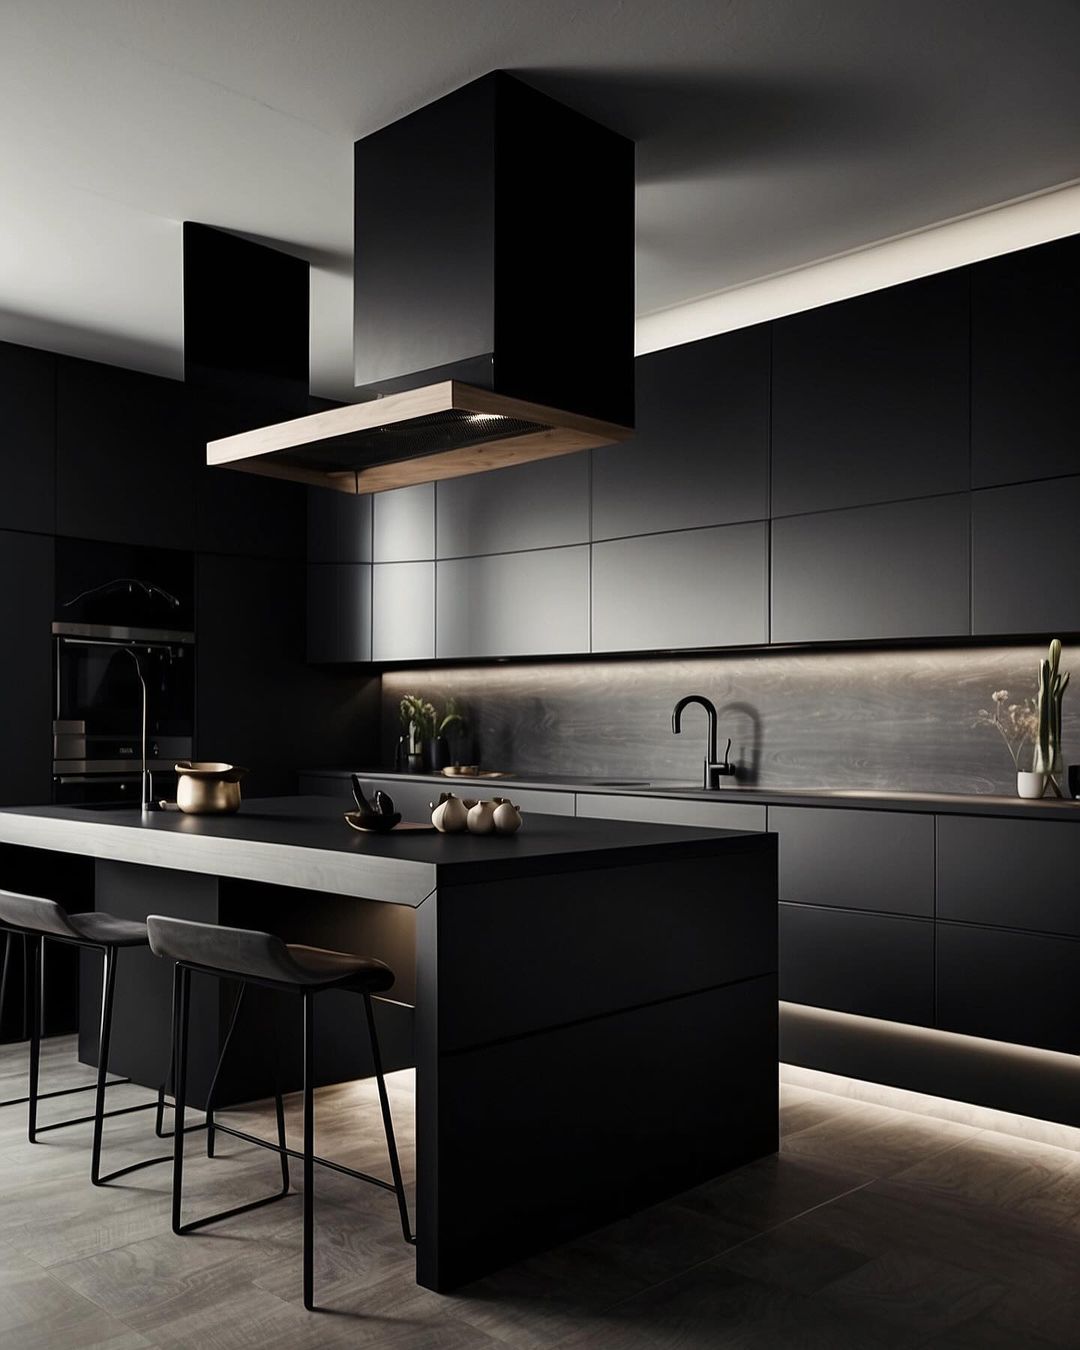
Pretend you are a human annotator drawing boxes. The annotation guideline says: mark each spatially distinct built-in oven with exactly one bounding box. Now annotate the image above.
[52,625,195,806]
[52,540,196,807]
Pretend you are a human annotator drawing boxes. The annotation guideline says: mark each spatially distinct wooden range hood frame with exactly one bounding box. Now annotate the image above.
[206,380,632,495]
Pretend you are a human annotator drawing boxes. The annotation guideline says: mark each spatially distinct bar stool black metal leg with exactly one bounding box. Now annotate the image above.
[205,982,246,1159]
[303,989,315,1311]
[363,993,413,1245]
[0,930,11,1035]
[171,963,190,1234]
[27,935,42,1142]
[89,946,117,1183]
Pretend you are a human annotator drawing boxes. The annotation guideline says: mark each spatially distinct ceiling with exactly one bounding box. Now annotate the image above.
[2,0,1078,401]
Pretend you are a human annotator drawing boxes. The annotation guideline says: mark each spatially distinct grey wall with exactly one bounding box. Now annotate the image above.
[381,643,1079,795]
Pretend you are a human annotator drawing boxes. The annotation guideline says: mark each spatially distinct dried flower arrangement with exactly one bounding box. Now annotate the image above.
[973,689,1038,770]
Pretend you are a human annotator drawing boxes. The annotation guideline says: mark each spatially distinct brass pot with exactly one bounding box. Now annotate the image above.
[174,762,248,815]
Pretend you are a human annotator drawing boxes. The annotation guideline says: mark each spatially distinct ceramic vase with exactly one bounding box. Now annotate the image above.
[492,799,523,834]
[1017,770,1048,800]
[430,792,468,833]
[466,799,497,834]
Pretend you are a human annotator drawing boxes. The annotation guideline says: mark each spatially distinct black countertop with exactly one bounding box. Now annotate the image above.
[0,795,768,907]
[305,768,1080,820]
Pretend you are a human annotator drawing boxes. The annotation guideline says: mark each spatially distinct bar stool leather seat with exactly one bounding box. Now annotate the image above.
[147,916,394,991]
[0,889,172,1184]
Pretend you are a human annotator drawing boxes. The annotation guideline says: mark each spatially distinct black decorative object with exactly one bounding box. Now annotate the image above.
[346,777,402,832]
[1069,765,1080,800]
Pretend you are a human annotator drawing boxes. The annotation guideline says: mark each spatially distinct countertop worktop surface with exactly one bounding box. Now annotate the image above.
[0,795,769,906]
[308,768,1080,820]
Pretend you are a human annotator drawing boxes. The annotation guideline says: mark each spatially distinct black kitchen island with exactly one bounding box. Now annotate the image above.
[0,796,778,1292]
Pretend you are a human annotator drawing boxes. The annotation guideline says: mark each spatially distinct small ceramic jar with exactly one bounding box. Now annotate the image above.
[466,799,497,834]
[430,792,469,833]
[492,799,523,834]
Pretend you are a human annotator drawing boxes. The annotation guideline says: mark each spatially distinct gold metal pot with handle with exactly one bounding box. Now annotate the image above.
[174,762,248,815]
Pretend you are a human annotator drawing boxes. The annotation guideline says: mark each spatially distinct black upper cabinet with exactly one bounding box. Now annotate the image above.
[592,523,768,652]
[307,487,372,563]
[57,358,196,551]
[0,340,55,535]
[591,328,770,540]
[771,494,971,643]
[972,235,1080,488]
[972,475,1080,635]
[192,390,305,559]
[771,271,970,517]
[0,528,53,805]
[437,455,589,557]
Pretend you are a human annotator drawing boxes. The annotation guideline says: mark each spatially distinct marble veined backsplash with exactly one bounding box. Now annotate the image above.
[380,644,1079,795]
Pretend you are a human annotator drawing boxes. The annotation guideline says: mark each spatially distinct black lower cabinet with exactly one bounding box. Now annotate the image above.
[936,922,1080,1056]
[779,903,934,1026]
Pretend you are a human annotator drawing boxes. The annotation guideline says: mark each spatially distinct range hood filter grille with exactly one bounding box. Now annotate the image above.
[298,410,549,474]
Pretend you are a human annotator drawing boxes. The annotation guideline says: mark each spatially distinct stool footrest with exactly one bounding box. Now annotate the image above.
[211,1120,398,1194]
[33,1097,162,1135]
[0,1076,131,1110]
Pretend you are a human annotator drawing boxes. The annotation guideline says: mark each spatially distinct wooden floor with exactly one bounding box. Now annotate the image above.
[1,1038,1079,1348]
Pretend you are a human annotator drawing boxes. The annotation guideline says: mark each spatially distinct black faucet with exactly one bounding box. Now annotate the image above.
[671,694,733,790]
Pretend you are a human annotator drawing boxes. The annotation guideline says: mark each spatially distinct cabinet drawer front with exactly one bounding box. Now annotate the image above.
[937,923,1080,1055]
[576,793,766,832]
[779,904,934,1026]
[937,816,1080,937]
[773,807,934,916]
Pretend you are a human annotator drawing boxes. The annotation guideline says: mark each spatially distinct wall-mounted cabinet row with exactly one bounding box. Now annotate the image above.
[305,233,1080,661]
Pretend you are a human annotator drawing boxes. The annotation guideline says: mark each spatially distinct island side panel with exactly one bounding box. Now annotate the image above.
[413,838,779,1292]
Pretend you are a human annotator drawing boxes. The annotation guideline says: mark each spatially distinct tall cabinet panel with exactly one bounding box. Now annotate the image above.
[0,529,53,805]
[306,563,372,664]
[0,340,55,535]
[771,271,970,516]
[972,235,1080,487]
[57,358,196,550]
[591,328,769,540]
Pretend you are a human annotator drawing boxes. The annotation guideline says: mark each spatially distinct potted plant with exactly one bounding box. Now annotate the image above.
[1033,639,1070,798]
[397,695,468,772]
[974,639,1070,799]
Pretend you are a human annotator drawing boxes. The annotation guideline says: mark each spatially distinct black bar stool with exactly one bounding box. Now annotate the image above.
[0,890,173,1184]
[146,915,413,1313]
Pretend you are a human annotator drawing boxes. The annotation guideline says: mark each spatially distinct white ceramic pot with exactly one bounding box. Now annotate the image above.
[430,792,468,833]
[1017,770,1048,800]
[466,799,497,834]
[492,799,523,834]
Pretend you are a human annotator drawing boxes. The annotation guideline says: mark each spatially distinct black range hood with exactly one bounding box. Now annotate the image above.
[208,71,635,494]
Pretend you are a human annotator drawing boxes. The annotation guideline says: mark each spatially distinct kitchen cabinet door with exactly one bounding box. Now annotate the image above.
[972,476,1080,635]
[591,328,770,540]
[771,495,970,643]
[780,903,934,1026]
[937,815,1080,938]
[592,523,768,652]
[436,547,590,658]
[937,923,1080,1055]
[774,807,934,917]
[436,454,588,558]
[307,487,372,563]
[972,235,1080,487]
[771,270,970,516]
[57,357,196,550]
[306,563,371,663]
[373,483,435,562]
[0,340,55,535]
[576,792,765,832]
[372,562,435,661]
[0,529,53,805]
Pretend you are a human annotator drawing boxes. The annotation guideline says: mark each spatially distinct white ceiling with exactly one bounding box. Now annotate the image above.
[2,0,1079,400]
